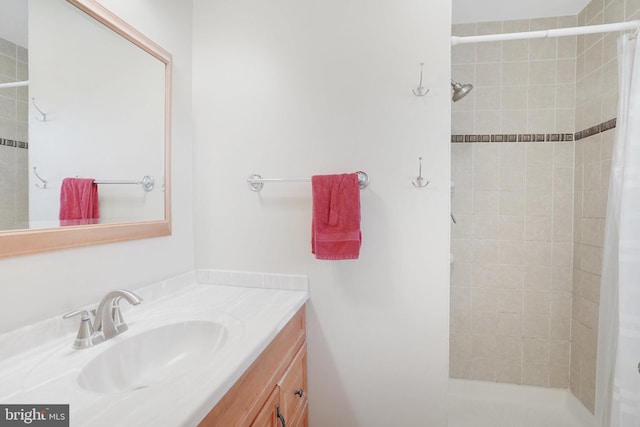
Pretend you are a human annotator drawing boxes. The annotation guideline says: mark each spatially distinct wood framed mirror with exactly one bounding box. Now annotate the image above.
[0,0,172,258]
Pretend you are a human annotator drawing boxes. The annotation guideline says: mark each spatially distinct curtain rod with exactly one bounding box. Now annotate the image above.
[0,80,28,89]
[451,20,640,45]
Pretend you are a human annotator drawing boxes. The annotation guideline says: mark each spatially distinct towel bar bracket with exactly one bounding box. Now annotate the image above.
[140,175,154,192]
[248,174,264,192]
[355,171,370,189]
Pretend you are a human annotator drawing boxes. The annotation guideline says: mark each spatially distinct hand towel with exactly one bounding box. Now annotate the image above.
[59,178,100,224]
[311,173,361,260]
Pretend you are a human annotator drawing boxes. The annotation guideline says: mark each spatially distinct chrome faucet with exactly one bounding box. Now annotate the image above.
[93,290,143,343]
[63,289,143,349]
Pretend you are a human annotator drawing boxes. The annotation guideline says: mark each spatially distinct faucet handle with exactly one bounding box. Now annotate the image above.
[62,308,91,321]
[62,309,95,349]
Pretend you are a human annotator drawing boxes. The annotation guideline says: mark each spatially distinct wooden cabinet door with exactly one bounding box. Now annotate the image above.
[250,387,283,427]
[277,344,307,425]
[289,401,308,427]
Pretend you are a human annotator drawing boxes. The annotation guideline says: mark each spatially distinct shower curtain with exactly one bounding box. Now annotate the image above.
[595,33,640,427]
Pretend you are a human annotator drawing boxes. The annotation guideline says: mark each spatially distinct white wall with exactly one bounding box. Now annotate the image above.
[0,0,194,332]
[192,0,451,425]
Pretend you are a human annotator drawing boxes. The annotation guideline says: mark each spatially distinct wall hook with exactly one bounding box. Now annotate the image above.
[31,98,47,122]
[33,167,48,189]
[412,63,429,97]
[412,157,429,188]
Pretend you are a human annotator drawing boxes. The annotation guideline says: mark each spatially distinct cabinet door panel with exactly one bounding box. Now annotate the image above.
[277,344,307,423]
[289,401,308,427]
[250,387,280,427]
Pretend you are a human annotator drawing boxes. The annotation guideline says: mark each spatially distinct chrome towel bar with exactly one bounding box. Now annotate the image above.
[247,171,369,192]
[94,175,155,192]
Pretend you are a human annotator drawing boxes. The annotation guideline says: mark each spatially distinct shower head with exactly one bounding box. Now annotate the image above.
[451,79,473,102]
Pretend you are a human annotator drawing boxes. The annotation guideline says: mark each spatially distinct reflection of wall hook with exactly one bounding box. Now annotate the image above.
[412,63,430,97]
[31,98,47,122]
[33,167,48,189]
[412,157,429,188]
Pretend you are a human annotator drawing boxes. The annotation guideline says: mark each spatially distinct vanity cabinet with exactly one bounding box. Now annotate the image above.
[198,306,308,427]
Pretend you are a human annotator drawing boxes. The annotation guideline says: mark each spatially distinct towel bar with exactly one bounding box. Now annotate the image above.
[94,176,154,192]
[247,171,369,192]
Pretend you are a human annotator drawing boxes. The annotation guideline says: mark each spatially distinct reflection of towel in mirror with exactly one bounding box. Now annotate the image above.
[311,173,361,260]
[59,178,100,222]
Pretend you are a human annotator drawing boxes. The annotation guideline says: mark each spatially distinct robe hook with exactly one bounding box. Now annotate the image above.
[412,157,429,188]
[33,167,48,189]
[32,98,47,122]
[412,63,429,97]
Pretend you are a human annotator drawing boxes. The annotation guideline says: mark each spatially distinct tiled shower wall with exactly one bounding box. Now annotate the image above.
[450,141,574,387]
[571,130,613,412]
[452,16,578,136]
[450,15,579,389]
[0,37,28,230]
[450,0,640,414]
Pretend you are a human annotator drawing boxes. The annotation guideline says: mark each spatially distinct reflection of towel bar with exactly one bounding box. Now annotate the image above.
[94,176,154,192]
[247,171,369,192]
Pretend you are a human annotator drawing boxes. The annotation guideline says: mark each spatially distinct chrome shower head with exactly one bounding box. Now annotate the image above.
[451,79,473,102]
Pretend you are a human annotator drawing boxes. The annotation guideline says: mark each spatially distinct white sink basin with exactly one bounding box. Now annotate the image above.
[77,320,227,393]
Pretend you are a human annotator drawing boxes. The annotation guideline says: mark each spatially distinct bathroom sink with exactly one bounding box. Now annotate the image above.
[77,320,227,393]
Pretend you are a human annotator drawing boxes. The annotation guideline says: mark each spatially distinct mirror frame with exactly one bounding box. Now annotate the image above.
[0,0,172,258]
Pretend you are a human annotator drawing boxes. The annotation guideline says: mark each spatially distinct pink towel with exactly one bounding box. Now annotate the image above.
[311,173,361,260]
[59,178,100,224]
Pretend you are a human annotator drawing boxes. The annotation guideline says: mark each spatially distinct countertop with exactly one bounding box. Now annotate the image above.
[0,282,309,426]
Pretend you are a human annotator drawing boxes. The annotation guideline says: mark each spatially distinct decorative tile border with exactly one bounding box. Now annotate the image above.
[451,118,618,143]
[574,118,617,141]
[451,133,574,143]
[0,138,28,149]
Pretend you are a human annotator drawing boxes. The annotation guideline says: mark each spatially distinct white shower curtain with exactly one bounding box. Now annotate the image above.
[596,33,640,427]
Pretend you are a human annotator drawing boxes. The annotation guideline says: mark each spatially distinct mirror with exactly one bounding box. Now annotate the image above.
[0,0,172,258]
